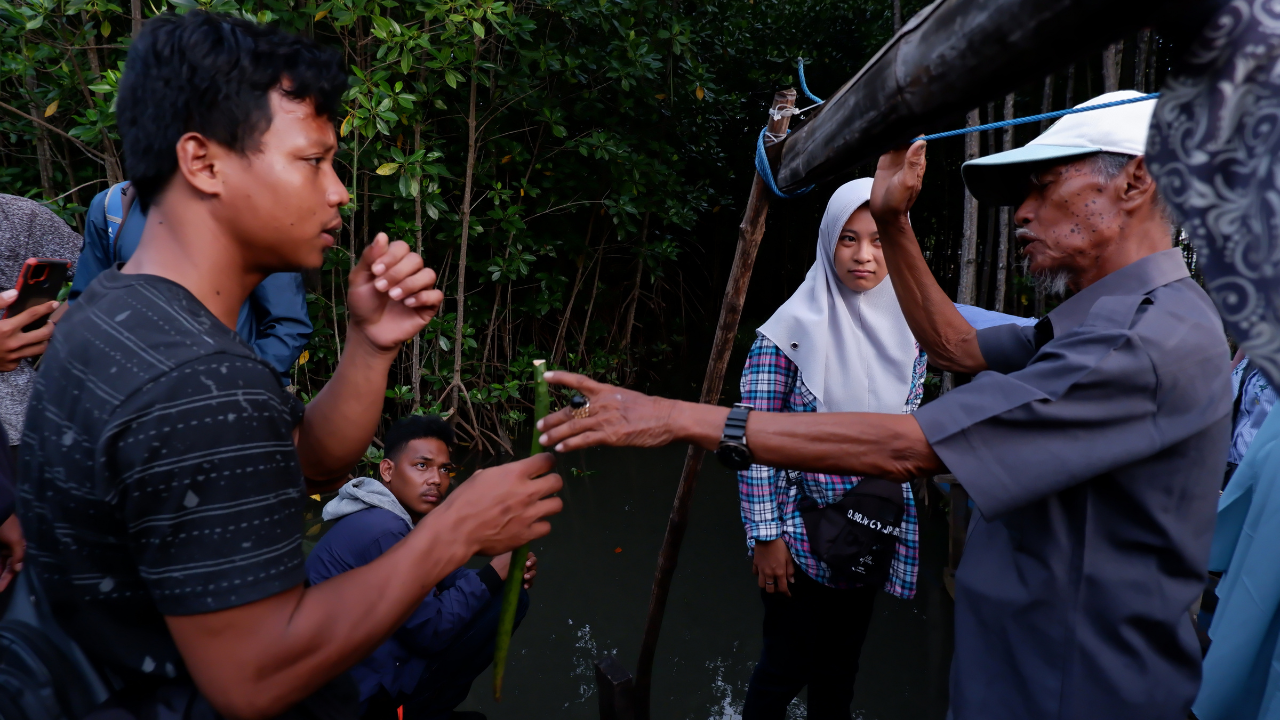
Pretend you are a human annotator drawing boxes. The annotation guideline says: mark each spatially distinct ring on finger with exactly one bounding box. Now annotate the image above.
[764,580,775,585]
[570,395,591,419]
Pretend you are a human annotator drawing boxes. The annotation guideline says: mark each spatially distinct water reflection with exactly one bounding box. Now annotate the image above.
[453,443,953,719]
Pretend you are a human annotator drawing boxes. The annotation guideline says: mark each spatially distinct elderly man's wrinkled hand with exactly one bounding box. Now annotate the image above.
[537,371,681,453]
[870,139,927,227]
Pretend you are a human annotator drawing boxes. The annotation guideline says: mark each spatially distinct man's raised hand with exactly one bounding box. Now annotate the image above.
[870,139,927,228]
[348,232,445,352]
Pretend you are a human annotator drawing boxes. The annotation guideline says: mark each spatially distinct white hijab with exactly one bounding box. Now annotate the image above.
[758,178,917,414]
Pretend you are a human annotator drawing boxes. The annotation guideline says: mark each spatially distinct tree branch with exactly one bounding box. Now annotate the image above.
[0,101,109,165]
[41,178,108,204]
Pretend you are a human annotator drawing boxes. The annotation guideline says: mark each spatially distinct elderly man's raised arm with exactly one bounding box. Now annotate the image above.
[870,142,987,374]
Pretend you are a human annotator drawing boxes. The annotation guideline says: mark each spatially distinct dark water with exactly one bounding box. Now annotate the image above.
[451,444,954,720]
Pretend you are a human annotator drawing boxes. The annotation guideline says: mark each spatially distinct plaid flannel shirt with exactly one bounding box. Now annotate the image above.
[737,334,924,598]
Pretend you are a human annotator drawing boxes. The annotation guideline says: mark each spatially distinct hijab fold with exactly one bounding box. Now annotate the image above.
[758,178,917,414]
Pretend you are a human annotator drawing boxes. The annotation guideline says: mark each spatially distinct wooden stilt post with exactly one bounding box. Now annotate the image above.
[630,89,798,720]
[595,656,636,720]
[944,108,982,393]
[1102,40,1123,93]
[996,93,1015,313]
[956,108,982,307]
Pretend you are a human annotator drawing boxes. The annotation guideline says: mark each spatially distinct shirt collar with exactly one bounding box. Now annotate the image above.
[1047,248,1190,336]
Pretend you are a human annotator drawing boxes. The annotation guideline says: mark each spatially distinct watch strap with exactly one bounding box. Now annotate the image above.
[721,403,751,444]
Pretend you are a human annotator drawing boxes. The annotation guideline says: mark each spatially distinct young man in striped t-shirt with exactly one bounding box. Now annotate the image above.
[18,11,562,719]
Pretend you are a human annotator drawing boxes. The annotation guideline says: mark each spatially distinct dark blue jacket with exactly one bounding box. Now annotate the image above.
[72,189,312,383]
[305,506,503,703]
[0,424,12,523]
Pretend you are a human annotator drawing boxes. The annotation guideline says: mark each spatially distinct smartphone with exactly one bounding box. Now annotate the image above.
[4,258,70,332]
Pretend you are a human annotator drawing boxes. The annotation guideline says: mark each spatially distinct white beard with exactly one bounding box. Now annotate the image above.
[1022,257,1072,297]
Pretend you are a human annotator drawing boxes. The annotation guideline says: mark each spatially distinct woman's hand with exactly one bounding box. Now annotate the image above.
[869,140,927,229]
[752,538,795,597]
[537,371,686,453]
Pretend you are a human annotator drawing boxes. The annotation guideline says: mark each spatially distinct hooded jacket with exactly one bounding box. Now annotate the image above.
[305,477,504,704]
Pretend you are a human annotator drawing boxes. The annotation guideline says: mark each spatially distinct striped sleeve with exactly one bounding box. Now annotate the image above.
[737,336,797,545]
[107,354,307,615]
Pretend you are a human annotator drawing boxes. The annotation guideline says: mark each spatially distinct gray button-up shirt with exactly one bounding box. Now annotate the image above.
[914,249,1231,720]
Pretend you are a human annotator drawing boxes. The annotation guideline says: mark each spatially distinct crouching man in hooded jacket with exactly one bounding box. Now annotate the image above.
[306,415,538,720]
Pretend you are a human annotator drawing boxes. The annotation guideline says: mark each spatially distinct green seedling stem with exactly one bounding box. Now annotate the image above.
[493,358,549,700]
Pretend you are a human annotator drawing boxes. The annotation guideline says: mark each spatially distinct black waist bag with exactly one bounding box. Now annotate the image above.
[797,477,905,587]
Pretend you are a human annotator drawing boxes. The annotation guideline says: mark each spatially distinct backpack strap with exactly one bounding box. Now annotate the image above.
[102,181,135,264]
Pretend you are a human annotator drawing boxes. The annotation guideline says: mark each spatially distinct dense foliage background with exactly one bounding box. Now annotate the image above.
[0,0,1182,452]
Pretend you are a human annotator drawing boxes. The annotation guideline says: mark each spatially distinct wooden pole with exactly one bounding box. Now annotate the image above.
[955,108,981,306]
[979,103,996,306]
[1134,30,1151,93]
[1039,74,1055,133]
[632,88,797,720]
[996,93,1014,312]
[945,108,982,393]
[595,656,636,720]
[1103,40,1123,93]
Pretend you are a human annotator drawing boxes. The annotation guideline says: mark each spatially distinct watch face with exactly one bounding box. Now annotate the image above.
[717,443,752,470]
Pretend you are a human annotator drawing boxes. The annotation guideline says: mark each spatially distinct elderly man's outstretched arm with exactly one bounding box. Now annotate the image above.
[536,372,945,480]
[870,142,987,374]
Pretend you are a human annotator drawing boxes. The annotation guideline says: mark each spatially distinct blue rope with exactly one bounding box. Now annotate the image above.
[915,92,1160,142]
[797,58,824,106]
[756,127,813,198]
[752,59,821,199]
[754,85,1162,199]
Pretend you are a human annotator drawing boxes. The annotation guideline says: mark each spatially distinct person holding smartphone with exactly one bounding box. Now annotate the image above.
[0,194,79,594]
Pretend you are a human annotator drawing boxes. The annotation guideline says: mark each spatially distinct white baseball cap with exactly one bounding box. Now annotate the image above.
[960,90,1158,206]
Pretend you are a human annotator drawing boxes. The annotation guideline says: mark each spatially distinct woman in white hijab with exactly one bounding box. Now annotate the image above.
[737,178,924,719]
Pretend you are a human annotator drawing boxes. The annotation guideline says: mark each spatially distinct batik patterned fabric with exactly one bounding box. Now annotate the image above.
[737,334,924,598]
[1147,0,1280,388]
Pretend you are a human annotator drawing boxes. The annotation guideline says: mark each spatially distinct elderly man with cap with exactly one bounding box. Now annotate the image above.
[536,91,1231,720]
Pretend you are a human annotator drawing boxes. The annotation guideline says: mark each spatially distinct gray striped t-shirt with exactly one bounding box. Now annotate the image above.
[18,268,307,688]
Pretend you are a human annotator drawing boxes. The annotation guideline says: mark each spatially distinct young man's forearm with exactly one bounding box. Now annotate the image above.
[875,213,987,373]
[168,454,558,720]
[670,401,945,479]
[168,508,473,720]
[295,330,397,485]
